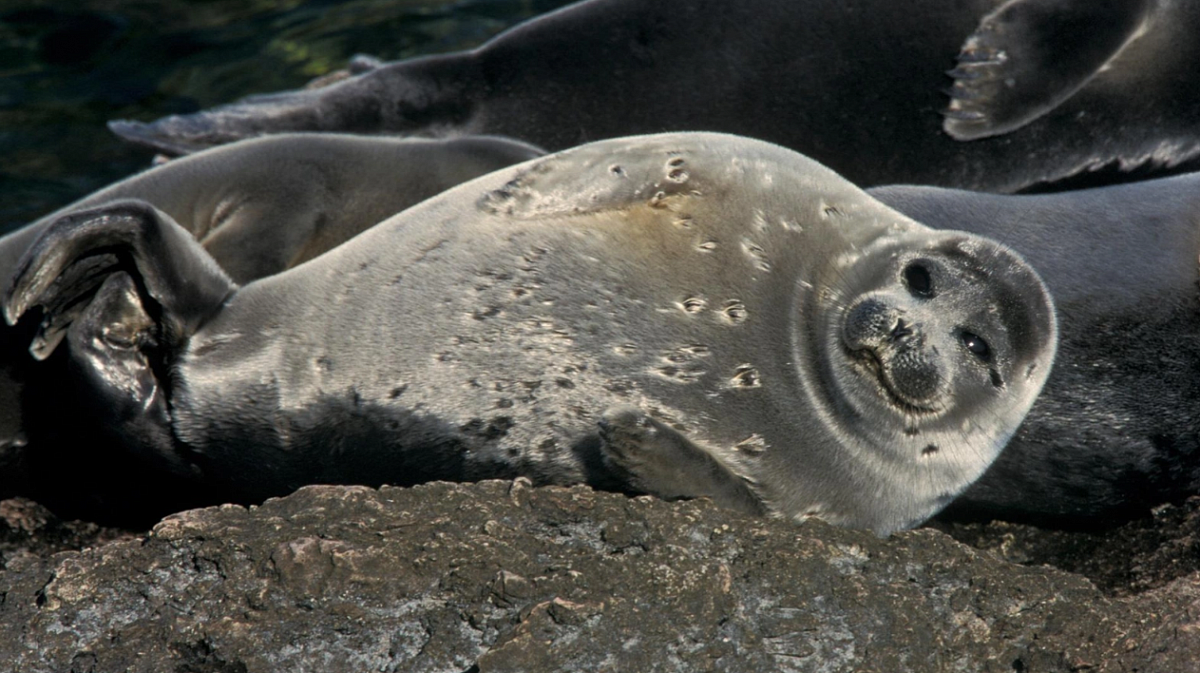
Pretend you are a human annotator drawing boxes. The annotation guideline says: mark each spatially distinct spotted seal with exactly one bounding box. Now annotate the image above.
[5,133,1056,533]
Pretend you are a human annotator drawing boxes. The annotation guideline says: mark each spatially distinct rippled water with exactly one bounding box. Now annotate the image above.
[0,0,574,234]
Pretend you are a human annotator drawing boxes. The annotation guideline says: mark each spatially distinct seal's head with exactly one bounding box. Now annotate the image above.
[838,233,1056,418]
[788,228,1057,533]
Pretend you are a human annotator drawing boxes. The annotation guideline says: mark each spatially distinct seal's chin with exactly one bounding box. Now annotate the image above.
[845,347,943,415]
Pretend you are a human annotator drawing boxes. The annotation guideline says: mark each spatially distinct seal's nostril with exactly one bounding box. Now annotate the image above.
[890,318,913,341]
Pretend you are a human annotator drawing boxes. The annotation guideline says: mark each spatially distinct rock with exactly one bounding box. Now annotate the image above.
[932,497,1200,596]
[0,497,136,561]
[1,482,1198,672]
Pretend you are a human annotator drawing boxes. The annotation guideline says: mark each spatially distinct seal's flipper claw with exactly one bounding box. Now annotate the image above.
[597,405,765,516]
[4,199,236,360]
[24,254,123,360]
[943,0,1154,140]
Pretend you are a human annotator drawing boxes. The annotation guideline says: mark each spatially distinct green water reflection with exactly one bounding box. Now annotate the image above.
[0,0,573,234]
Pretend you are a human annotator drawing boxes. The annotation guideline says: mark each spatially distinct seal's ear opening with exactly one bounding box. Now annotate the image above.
[934,233,1058,378]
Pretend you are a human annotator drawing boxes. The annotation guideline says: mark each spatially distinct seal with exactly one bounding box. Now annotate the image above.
[0,132,543,511]
[4,133,1056,533]
[869,176,1200,526]
[109,0,1200,193]
[0,133,545,283]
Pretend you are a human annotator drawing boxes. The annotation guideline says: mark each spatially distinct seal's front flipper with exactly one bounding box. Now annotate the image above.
[4,199,236,360]
[598,406,766,516]
[944,0,1154,140]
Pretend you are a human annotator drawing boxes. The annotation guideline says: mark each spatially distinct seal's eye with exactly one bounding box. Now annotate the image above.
[903,262,934,298]
[960,330,991,361]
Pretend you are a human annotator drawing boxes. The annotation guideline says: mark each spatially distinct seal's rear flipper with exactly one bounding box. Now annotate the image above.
[108,86,332,156]
[3,200,235,478]
[5,199,236,358]
[944,0,1154,140]
[109,53,479,155]
[598,406,767,517]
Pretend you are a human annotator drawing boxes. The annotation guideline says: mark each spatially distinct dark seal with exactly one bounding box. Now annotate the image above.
[110,0,1200,193]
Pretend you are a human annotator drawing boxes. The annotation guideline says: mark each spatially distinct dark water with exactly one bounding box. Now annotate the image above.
[0,0,574,235]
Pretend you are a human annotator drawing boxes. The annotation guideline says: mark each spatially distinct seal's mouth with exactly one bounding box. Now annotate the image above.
[845,347,939,415]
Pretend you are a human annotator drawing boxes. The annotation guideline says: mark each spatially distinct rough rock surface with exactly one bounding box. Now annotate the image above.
[2,482,1198,672]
